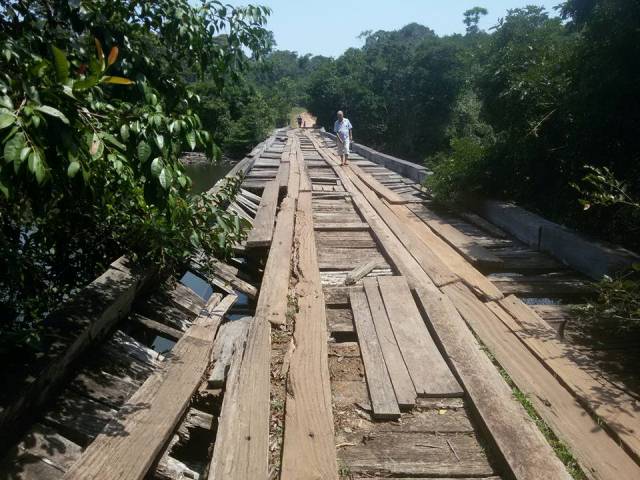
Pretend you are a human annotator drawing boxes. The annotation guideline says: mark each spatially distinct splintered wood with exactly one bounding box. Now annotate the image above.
[281,191,338,479]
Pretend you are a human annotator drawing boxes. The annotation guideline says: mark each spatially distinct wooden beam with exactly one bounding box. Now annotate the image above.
[246,179,279,248]
[349,163,408,204]
[208,316,251,387]
[377,276,462,397]
[349,288,401,419]
[281,191,338,479]
[130,313,182,342]
[362,278,416,408]
[314,222,370,231]
[408,204,503,267]
[208,197,296,479]
[443,282,640,480]
[385,200,503,301]
[64,294,237,480]
[494,294,640,463]
[413,285,573,480]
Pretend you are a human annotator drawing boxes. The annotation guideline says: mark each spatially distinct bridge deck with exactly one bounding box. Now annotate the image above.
[3,129,639,480]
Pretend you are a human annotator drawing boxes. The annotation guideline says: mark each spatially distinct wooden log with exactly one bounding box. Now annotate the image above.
[345,260,379,285]
[63,294,237,480]
[281,191,338,479]
[362,278,416,408]
[246,179,279,248]
[208,317,251,387]
[442,281,640,480]
[377,276,462,397]
[349,288,401,419]
[494,295,640,463]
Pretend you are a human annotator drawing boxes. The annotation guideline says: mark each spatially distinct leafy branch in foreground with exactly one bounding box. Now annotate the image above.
[0,0,271,351]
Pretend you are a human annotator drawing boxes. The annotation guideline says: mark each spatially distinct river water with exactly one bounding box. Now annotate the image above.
[182,157,236,194]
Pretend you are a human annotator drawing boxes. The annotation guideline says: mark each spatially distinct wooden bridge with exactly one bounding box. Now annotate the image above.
[1,129,639,480]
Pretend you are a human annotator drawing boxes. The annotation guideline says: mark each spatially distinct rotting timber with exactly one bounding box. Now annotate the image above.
[1,128,639,480]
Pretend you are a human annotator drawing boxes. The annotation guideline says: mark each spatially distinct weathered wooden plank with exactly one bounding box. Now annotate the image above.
[339,432,494,477]
[414,285,572,480]
[349,288,401,419]
[277,161,290,190]
[63,294,237,480]
[408,204,503,267]
[443,282,640,480]
[169,281,205,316]
[208,317,251,387]
[386,201,503,301]
[209,195,296,479]
[347,173,459,287]
[260,197,296,325]
[378,276,462,397]
[0,260,152,452]
[281,191,338,479]
[362,278,416,408]
[345,260,380,285]
[316,230,377,248]
[349,163,407,204]
[246,179,279,248]
[495,295,640,463]
[130,313,183,341]
[488,273,592,298]
[318,247,386,271]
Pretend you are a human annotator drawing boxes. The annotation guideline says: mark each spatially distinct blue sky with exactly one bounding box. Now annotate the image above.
[228,0,561,57]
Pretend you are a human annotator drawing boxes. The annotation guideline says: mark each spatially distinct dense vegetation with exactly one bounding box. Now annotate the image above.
[0,0,274,350]
[282,1,639,255]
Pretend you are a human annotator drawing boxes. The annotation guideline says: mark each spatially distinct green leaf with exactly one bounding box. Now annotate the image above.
[0,179,8,199]
[103,133,126,150]
[137,140,151,163]
[102,75,135,85]
[158,167,172,189]
[51,46,69,83]
[185,130,196,150]
[190,231,201,248]
[3,132,25,163]
[150,157,163,177]
[120,124,130,141]
[177,174,187,188]
[155,133,164,150]
[89,133,104,159]
[73,76,100,91]
[0,95,12,109]
[35,105,69,124]
[67,161,81,178]
[20,146,31,162]
[28,150,46,183]
[0,112,15,129]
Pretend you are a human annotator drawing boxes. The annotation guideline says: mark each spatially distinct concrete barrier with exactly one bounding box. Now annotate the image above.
[321,131,431,183]
[477,199,640,280]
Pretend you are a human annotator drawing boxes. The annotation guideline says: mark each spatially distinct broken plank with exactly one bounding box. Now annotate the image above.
[63,294,237,480]
[349,288,401,419]
[345,260,380,285]
[130,313,182,341]
[246,179,279,248]
[208,317,251,387]
[362,278,416,408]
[378,276,462,397]
[281,191,338,480]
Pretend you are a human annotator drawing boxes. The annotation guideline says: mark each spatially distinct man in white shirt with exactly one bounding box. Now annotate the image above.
[333,110,353,166]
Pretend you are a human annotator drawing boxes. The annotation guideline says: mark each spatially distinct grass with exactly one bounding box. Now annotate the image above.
[478,343,587,480]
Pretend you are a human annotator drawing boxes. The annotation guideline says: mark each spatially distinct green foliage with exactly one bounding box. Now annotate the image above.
[0,0,270,349]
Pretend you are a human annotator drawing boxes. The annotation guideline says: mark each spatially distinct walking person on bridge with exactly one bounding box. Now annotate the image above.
[334,110,353,166]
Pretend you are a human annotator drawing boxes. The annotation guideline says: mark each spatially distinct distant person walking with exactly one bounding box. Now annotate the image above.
[334,110,353,166]
[296,114,303,128]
